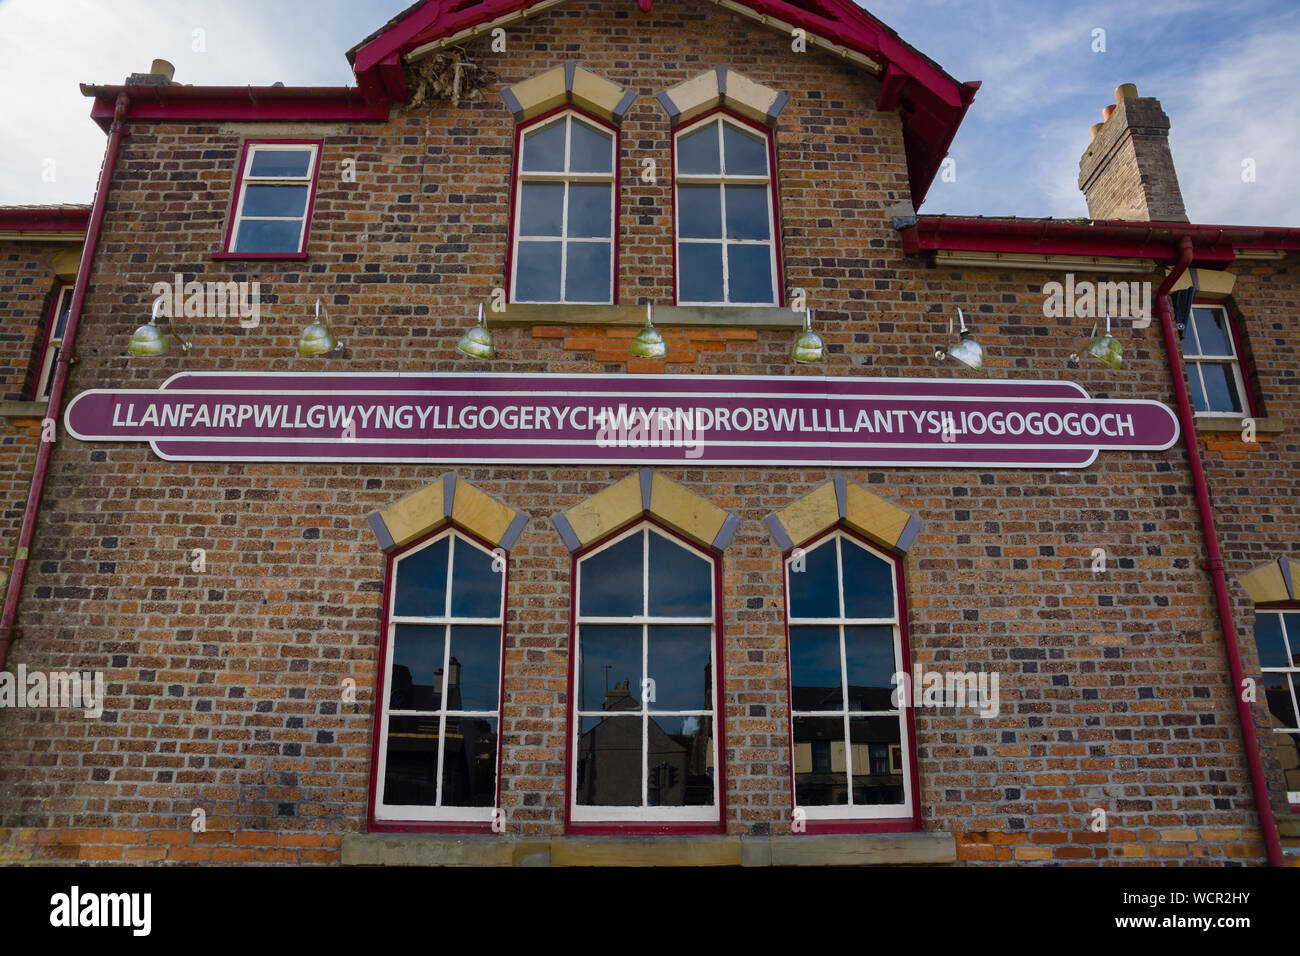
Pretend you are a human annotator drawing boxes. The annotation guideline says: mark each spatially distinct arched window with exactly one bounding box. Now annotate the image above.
[673,112,779,306]
[784,528,916,827]
[372,527,506,827]
[510,110,617,304]
[569,522,722,828]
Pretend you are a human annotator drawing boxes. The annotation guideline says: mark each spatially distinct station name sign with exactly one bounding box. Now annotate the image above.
[64,372,1180,469]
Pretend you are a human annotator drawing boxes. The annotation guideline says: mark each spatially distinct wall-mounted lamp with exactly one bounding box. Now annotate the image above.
[128,299,193,357]
[790,308,825,364]
[1069,314,1122,370]
[934,308,984,372]
[456,302,495,360]
[298,299,344,357]
[631,303,667,359]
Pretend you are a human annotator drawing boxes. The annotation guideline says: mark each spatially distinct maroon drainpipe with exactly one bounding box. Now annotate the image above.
[0,93,130,672]
[1157,235,1284,866]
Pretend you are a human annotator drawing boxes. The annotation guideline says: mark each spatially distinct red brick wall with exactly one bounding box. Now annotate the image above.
[0,0,1285,864]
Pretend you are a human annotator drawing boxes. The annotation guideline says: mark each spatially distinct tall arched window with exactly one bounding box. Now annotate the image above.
[673,112,779,306]
[569,522,722,829]
[510,110,617,304]
[784,528,916,827]
[372,527,506,827]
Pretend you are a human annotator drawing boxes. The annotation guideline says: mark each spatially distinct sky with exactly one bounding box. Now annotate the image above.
[1,0,1296,225]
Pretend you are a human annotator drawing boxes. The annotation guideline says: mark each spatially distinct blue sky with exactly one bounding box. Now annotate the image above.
[1,0,1296,225]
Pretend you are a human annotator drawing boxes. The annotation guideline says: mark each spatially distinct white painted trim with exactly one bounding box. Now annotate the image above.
[228,143,318,255]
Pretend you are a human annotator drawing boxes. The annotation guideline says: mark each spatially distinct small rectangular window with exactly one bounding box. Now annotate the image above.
[1180,304,1249,417]
[33,284,74,401]
[222,142,321,257]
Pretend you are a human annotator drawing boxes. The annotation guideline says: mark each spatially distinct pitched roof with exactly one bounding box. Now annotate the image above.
[348,0,978,206]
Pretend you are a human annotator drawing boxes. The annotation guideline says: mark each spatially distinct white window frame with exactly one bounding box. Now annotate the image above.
[1182,303,1249,419]
[785,529,913,822]
[1255,609,1300,806]
[673,113,779,307]
[34,284,74,401]
[570,522,721,824]
[373,528,505,824]
[226,142,320,255]
[510,111,616,304]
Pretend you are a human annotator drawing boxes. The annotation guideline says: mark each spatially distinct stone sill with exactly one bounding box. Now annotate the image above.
[1194,415,1284,434]
[490,303,803,328]
[0,401,48,419]
[341,830,956,867]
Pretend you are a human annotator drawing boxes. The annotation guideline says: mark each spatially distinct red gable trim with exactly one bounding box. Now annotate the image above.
[0,207,90,233]
[81,84,390,132]
[900,216,1300,263]
[348,0,978,205]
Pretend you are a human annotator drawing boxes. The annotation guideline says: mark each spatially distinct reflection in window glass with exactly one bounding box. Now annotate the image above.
[512,113,615,303]
[574,524,718,818]
[787,531,909,819]
[675,115,777,304]
[1253,610,1300,802]
[378,530,505,820]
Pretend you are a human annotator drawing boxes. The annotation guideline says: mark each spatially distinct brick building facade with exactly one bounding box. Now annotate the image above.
[0,0,1297,866]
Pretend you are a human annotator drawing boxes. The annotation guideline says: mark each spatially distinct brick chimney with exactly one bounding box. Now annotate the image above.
[1078,83,1187,222]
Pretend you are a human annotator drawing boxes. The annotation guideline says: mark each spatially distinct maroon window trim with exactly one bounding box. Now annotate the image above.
[670,106,784,308]
[506,106,622,306]
[563,518,727,835]
[781,524,922,835]
[366,522,509,834]
[216,139,324,260]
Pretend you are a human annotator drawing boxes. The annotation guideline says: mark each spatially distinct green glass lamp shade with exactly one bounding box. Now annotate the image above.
[456,320,496,360]
[1085,317,1122,370]
[947,332,984,372]
[631,307,667,359]
[297,320,341,357]
[791,309,825,364]
[128,321,169,357]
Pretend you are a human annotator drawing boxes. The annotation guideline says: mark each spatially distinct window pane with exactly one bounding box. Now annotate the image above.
[841,539,895,619]
[1188,365,1209,413]
[723,123,768,175]
[389,625,446,711]
[678,185,722,239]
[567,183,612,238]
[249,148,313,178]
[54,292,73,338]
[789,625,842,711]
[724,185,770,240]
[578,625,642,711]
[519,182,564,236]
[440,715,497,807]
[677,122,720,175]
[579,530,644,618]
[241,184,308,218]
[726,244,774,304]
[382,715,441,806]
[564,241,611,303]
[843,626,897,711]
[576,715,642,806]
[1256,613,1289,669]
[569,119,613,174]
[394,536,449,617]
[1287,614,1300,666]
[648,715,713,805]
[514,241,563,301]
[647,625,712,711]
[522,119,567,172]
[849,717,905,805]
[794,716,846,805]
[1201,363,1243,413]
[788,538,839,619]
[232,219,303,253]
[446,625,501,712]
[647,531,712,617]
[449,537,501,618]
[679,242,724,302]
[1192,308,1233,356]
[1264,672,1299,730]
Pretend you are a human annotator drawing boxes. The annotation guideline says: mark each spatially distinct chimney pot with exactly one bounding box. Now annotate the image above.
[1115,83,1138,104]
[1089,122,1104,142]
[150,59,176,81]
[1102,104,1116,122]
